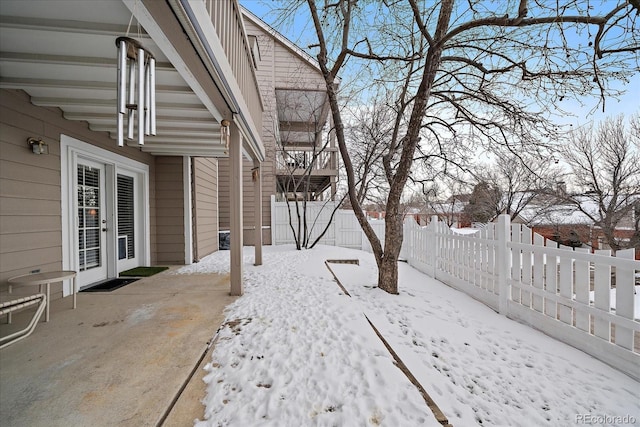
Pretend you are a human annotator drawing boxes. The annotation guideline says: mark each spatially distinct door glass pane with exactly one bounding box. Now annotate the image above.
[117,174,135,260]
[78,164,101,272]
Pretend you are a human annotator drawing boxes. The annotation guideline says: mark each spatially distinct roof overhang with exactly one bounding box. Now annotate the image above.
[0,0,264,160]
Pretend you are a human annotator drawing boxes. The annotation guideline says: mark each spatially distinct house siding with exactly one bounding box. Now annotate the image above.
[0,89,157,296]
[155,157,186,264]
[217,17,325,245]
[193,157,219,259]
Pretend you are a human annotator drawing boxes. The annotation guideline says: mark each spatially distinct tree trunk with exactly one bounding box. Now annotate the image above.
[378,252,399,294]
[378,213,403,294]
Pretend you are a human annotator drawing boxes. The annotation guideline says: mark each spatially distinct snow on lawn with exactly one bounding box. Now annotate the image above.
[176,245,640,427]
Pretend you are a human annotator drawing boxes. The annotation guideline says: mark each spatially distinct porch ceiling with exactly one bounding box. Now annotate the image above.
[0,0,228,157]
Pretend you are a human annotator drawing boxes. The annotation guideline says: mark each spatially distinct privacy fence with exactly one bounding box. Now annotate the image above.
[271,198,640,380]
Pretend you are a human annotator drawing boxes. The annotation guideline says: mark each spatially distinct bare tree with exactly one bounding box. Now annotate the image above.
[345,99,391,205]
[468,152,562,222]
[558,114,640,253]
[295,0,639,293]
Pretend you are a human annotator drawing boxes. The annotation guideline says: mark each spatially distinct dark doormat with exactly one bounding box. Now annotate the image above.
[81,278,139,292]
[119,266,169,277]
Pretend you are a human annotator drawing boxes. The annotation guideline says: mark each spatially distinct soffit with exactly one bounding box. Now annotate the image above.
[0,0,228,157]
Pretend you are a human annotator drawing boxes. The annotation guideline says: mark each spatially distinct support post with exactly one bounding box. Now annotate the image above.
[253,160,263,266]
[496,214,511,315]
[229,124,243,296]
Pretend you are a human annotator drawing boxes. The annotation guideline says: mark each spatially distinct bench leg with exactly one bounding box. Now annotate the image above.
[7,284,12,324]
[45,282,50,322]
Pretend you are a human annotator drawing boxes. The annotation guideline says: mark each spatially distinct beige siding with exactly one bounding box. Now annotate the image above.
[216,18,326,245]
[244,20,325,91]
[155,157,186,264]
[192,157,219,259]
[0,90,157,295]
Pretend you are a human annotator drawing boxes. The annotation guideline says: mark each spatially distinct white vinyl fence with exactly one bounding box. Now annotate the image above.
[271,200,640,380]
[270,196,385,248]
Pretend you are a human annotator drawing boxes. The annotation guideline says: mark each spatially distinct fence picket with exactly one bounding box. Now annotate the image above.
[574,248,590,332]
[615,249,635,350]
[511,223,522,304]
[521,225,533,308]
[558,245,574,325]
[532,233,545,313]
[544,239,558,319]
[593,249,612,341]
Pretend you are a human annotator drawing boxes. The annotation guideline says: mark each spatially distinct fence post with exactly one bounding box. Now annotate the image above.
[429,215,439,278]
[496,214,511,315]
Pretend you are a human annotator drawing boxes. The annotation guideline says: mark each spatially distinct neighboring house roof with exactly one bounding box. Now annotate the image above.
[430,200,466,214]
[518,195,637,227]
[520,204,594,226]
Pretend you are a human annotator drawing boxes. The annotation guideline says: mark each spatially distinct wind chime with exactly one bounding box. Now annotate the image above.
[116,36,156,147]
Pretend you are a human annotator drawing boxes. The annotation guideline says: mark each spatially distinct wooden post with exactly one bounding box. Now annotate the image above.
[253,160,262,266]
[229,124,243,296]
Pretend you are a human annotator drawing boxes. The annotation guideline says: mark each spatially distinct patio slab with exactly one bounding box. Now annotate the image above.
[0,269,235,427]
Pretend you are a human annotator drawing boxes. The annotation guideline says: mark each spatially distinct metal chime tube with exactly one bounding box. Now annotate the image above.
[115,36,156,147]
[127,56,135,140]
[144,61,151,135]
[137,48,145,145]
[116,39,127,146]
[149,57,156,135]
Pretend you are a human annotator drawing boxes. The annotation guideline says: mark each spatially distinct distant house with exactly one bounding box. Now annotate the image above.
[427,195,470,228]
[515,197,638,255]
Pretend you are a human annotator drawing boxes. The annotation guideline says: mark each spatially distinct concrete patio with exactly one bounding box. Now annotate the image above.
[0,269,235,427]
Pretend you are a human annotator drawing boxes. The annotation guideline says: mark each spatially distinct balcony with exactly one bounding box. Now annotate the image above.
[202,0,263,133]
[276,147,338,197]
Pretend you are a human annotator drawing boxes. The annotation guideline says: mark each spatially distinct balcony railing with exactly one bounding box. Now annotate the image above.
[202,0,263,131]
[276,148,338,174]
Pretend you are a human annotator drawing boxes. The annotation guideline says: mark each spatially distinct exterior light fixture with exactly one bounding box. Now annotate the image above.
[116,36,156,147]
[28,138,48,155]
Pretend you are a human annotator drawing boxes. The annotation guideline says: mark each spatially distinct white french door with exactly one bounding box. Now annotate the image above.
[76,159,108,285]
[62,135,150,293]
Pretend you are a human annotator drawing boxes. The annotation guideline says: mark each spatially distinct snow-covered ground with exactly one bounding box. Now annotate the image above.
[175,245,640,427]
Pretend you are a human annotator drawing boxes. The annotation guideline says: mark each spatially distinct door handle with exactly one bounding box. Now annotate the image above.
[102,228,107,232]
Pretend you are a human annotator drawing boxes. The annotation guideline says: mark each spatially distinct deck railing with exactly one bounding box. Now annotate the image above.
[275,148,338,173]
[202,0,263,131]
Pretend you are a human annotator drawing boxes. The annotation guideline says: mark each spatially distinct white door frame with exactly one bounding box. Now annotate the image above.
[61,135,150,293]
